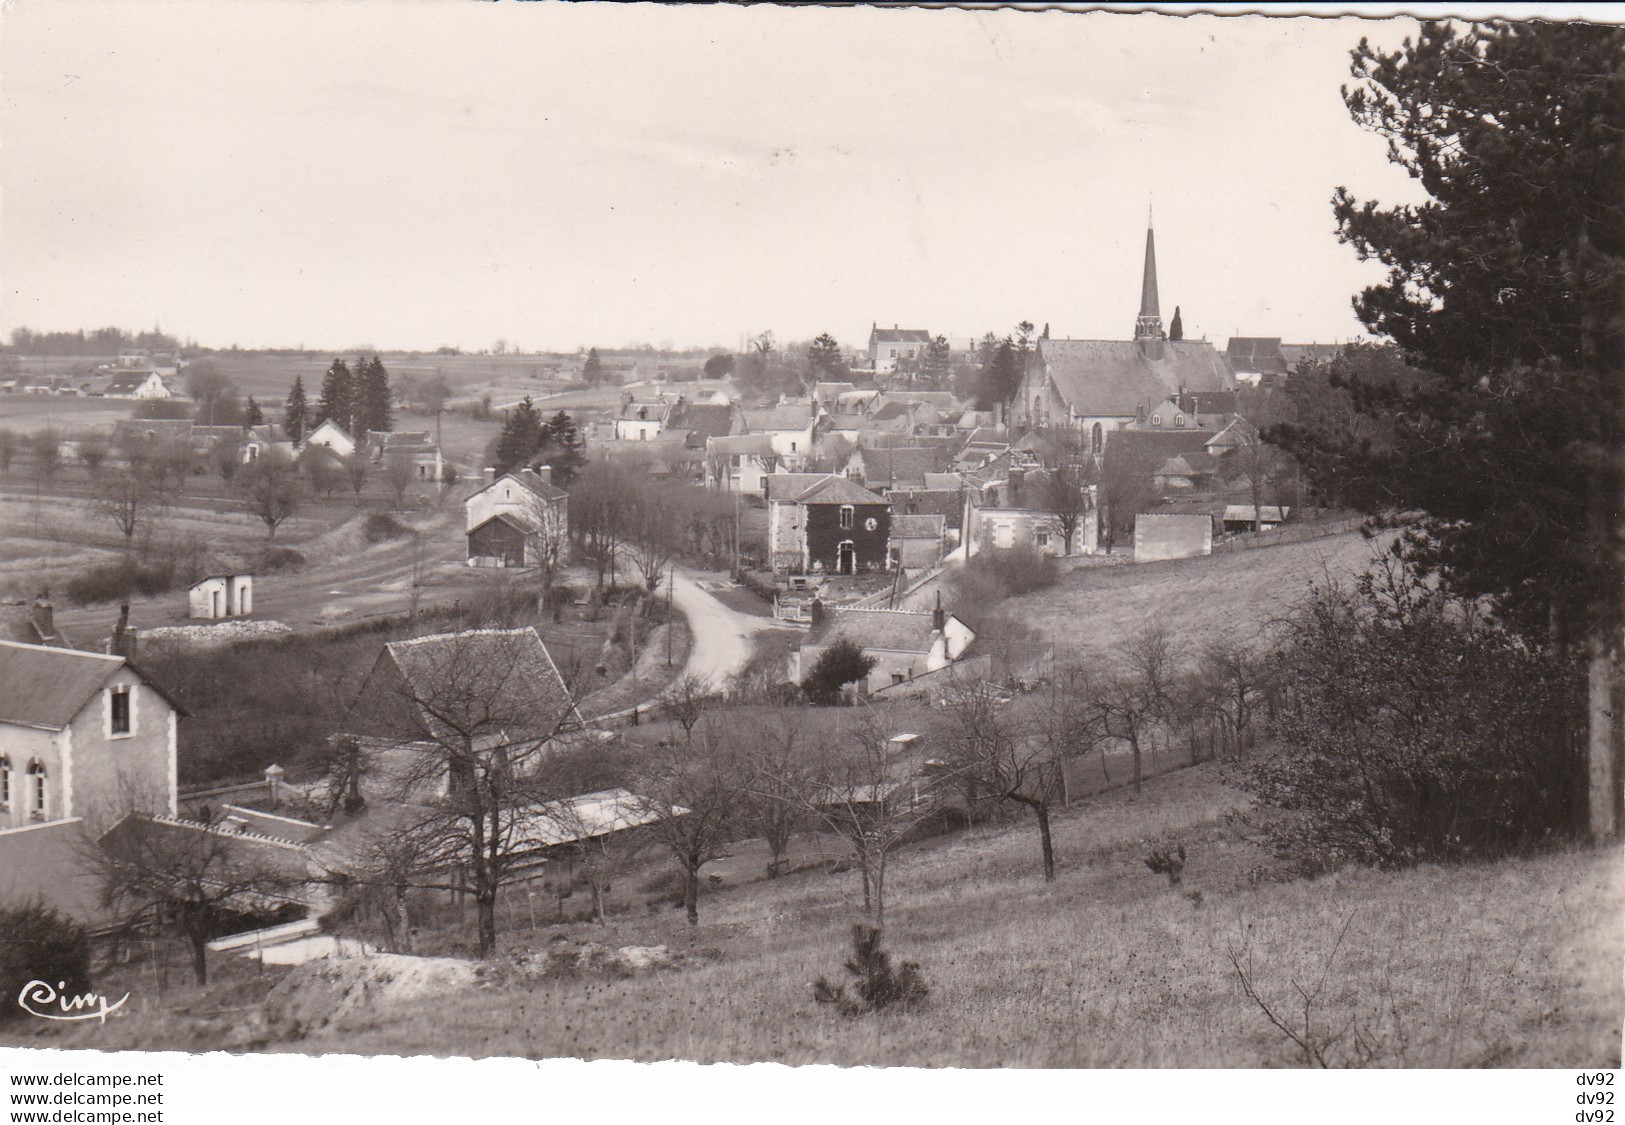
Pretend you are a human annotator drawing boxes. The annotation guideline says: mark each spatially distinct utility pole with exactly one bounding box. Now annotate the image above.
[665,560,675,666]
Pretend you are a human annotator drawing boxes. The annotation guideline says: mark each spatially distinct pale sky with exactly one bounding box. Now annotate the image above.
[0,2,1445,353]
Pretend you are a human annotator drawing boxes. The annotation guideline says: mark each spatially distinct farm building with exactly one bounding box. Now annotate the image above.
[791,601,975,695]
[1134,512,1213,560]
[189,574,253,619]
[465,467,569,568]
[101,371,172,399]
[304,419,356,458]
[1222,504,1291,534]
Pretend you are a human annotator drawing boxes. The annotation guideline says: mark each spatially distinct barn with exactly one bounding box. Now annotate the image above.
[189,574,253,619]
[466,514,530,568]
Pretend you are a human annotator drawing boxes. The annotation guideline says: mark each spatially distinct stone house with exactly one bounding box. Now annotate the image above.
[792,602,975,695]
[465,467,569,568]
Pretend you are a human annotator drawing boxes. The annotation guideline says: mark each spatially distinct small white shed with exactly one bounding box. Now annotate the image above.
[189,574,253,619]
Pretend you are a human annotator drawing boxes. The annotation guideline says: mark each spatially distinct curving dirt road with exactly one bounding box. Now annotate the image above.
[667,567,798,692]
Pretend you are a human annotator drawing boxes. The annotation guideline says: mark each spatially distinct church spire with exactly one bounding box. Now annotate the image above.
[1134,210,1163,342]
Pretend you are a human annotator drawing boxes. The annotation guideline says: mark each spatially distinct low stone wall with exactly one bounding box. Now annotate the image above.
[1211,514,1365,553]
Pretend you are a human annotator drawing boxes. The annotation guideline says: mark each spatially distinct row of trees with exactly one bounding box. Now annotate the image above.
[308,355,393,439]
[5,325,180,356]
[492,398,585,482]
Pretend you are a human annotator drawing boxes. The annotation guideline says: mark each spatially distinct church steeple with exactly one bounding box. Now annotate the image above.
[1134,205,1164,343]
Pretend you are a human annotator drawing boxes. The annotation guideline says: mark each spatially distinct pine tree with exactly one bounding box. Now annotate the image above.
[806,333,845,377]
[535,409,586,487]
[920,336,952,388]
[283,375,309,444]
[315,359,353,436]
[356,355,392,436]
[243,396,265,427]
[494,395,546,475]
[583,348,604,386]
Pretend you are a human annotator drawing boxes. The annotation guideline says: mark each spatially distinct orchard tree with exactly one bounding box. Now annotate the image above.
[236,447,304,538]
[1267,21,1625,839]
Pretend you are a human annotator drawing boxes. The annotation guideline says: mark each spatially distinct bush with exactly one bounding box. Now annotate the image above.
[0,900,92,1025]
[812,924,929,1016]
[63,560,177,604]
[363,512,412,544]
[252,546,306,573]
[1240,556,1585,871]
[947,544,1058,607]
[801,638,876,705]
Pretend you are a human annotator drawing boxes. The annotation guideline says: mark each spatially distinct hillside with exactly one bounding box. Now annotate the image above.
[998,528,1383,660]
[21,759,1619,1068]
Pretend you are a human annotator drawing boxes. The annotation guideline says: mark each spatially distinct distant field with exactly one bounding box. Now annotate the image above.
[1002,527,1384,661]
[0,394,134,435]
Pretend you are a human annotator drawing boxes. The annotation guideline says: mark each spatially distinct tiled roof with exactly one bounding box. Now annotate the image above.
[1225,337,1289,375]
[708,433,776,457]
[370,628,579,745]
[878,391,960,409]
[467,470,567,504]
[1039,338,1234,417]
[1205,417,1257,450]
[1102,429,1214,484]
[1279,343,1345,368]
[0,821,109,925]
[793,476,888,506]
[763,473,836,501]
[668,403,737,442]
[888,489,964,530]
[870,328,932,345]
[742,405,814,432]
[890,514,945,538]
[857,446,941,490]
[1155,453,1220,477]
[112,418,194,445]
[922,472,965,491]
[811,608,940,653]
[0,641,125,730]
[813,382,858,401]
[619,400,672,422]
[1224,504,1291,523]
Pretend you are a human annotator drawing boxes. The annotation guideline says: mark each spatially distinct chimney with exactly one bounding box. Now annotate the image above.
[483,466,496,485]
[532,464,553,484]
[109,602,136,658]
[1009,466,1025,504]
[31,591,56,645]
[932,590,945,633]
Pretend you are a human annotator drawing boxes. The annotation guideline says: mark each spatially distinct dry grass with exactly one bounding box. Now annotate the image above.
[31,762,1620,1068]
[1017,529,1385,659]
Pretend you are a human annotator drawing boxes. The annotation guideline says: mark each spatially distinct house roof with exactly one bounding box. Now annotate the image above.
[813,382,858,401]
[1038,337,1234,417]
[112,418,194,445]
[507,788,680,849]
[469,513,534,537]
[764,472,837,501]
[1205,417,1258,450]
[0,641,127,730]
[466,469,568,505]
[741,405,814,432]
[1154,452,1220,477]
[619,400,672,422]
[1225,337,1289,375]
[890,513,945,538]
[857,446,940,490]
[191,573,251,587]
[793,476,888,506]
[0,603,73,649]
[888,488,965,530]
[1103,429,1214,482]
[372,627,579,745]
[1174,390,1238,417]
[0,820,109,926]
[810,607,962,653]
[922,472,965,491]
[1280,343,1345,368]
[668,403,736,444]
[878,390,960,409]
[308,419,353,441]
[708,433,776,458]
[104,372,160,392]
[870,328,932,345]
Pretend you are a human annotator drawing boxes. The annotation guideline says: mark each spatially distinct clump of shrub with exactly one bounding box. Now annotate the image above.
[801,638,876,705]
[253,546,306,573]
[812,925,929,1016]
[947,543,1058,607]
[0,900,92,1025]
[1240,555,1585,872]
[363,512,412,544]
[63,560,178,604]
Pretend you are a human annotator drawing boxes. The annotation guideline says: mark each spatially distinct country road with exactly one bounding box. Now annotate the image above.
[667,567,797,691]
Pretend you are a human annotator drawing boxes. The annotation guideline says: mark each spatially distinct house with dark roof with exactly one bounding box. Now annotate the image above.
[866,326,933,375]
[667,401,740,449]
[705,433,778,494]
[1226,337,1290,385]
[741,403,817,468]
[465,467,569,568]
[372,430,445,480]
[1,595,72,648]
[963,463,1098,558]
[889,513,947,568]
[792,602,974,695]
[615,397,676,442]
[1152,452,1221,491]
[850,445,943,493]
[0,640,183,920]
[765,474,891,574]
[100,371,171,400]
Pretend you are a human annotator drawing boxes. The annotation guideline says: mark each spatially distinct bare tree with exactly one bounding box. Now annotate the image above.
[739,708,818,878]
[382,448,416,509]
[629,722,743,926]
[300,444,342,502]
[1089,624,1182,794]
[346,627,584,957]
[95,815,305,985]
[514,480,570,620]
[661,673,714,743]
[235,446,304,538]
[1041,451,1097,556]
[212,439,243,484]
[94,462,168,553]
[942,681,1072,881]
[625,484,679,595]
[342,447,371,501]
[29,428,60,482]
[77,434,110,476]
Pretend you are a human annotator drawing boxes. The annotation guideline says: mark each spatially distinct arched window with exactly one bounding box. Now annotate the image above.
[1091,423,1103,455]
[1174,414,1186,428]
[26,759,46,820]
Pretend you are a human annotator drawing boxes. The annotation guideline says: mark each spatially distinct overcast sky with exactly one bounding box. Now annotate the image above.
[0,2,1442,354]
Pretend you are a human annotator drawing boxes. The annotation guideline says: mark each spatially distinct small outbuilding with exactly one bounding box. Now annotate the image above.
[189,574,253,619]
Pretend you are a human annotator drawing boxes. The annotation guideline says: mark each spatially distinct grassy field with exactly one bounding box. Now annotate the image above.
[1001,527,1384,660]
[19,757,1618,1067]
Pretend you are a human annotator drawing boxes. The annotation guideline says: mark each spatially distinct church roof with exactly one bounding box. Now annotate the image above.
[1038,338,1234,417]
[1226,337,1289,375]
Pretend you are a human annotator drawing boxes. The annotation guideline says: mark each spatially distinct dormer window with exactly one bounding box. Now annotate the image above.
[1174,414,1186,428]
[839,505,854,530]
[1151,414,1163,427]
[110,685,132,735]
